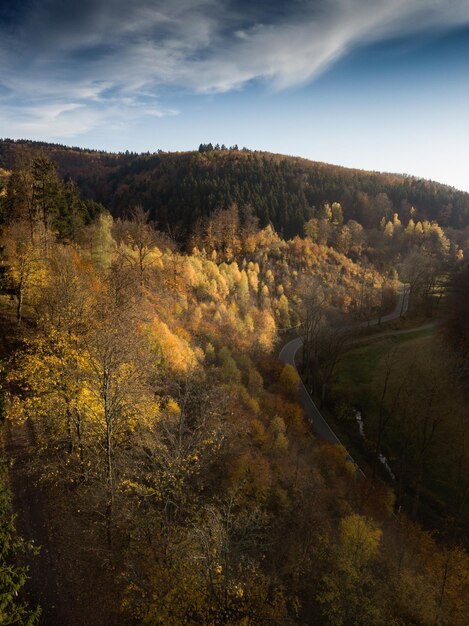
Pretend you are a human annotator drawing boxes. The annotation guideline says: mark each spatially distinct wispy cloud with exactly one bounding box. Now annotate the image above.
[1,0,469,138]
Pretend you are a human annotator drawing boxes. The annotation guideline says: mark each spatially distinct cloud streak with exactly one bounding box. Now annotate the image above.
[1,0,469,138]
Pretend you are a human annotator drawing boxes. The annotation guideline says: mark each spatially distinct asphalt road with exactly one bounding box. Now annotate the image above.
[278,284,410,475]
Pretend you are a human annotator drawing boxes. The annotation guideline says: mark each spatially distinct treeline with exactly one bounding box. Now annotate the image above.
[198,143,242,152]
[2,140,469,238]
[0,137,138,157]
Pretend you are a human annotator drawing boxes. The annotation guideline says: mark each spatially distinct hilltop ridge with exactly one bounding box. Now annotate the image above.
[1,138,468,236]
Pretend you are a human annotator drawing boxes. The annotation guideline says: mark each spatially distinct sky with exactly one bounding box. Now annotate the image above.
[1,0,469,190]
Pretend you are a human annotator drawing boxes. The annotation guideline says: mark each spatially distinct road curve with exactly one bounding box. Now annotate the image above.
[279,284,410,474]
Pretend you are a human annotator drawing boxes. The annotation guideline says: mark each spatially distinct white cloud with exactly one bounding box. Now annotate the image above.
[176,0,469,92]
[0,97,178,140]
[1,0,469,137]
[0,104,101,138]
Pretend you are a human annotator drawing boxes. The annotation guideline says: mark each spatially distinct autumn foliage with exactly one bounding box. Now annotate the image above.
[0,155,468,624]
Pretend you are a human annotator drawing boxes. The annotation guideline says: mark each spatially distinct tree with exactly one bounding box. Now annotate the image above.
[90,212,116,270]
[318,514,385,625]
[304,218,332,246]
[279,364,300,401]
[371,345,400,479]
[84,298,155,547]
[391,346,450,518]
[302,284,352,406]
[114,206,161,295]
[124,373,226,526]
[398,250,439,316]
[1,220,46,322]
[318,203,332,221]
[58,179,88,241]
[445,262,469,384]
[383,220,394,239]
[4,167,34,230]
[374,192,393,223]
[0,416,40,626]
[331,202,344,226]
[30,157,63,248]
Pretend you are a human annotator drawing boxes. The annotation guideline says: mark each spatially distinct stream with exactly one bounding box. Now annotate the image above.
[354,410,395,480]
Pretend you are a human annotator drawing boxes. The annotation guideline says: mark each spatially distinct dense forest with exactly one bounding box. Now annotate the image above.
[0,147,468,625]
[2,138,469,239]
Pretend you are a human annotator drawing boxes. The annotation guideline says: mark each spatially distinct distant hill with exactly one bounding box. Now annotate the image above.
[1,138,468,237]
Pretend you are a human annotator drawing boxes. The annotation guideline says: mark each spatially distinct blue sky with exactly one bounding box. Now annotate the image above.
[1,0,469,190]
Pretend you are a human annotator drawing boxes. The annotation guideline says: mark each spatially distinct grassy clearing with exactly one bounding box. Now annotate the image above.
[336,340,393,388]
[335,325,436,397]
[328,324,469,539]
[330,326,438,445]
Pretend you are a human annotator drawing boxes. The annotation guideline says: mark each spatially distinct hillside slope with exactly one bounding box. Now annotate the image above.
[1,138,468,236]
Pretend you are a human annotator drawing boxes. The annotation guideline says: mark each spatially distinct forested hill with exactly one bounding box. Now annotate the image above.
[1,138,469,237]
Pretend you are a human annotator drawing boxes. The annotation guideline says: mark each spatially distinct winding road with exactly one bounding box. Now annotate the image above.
[278,285,410,473]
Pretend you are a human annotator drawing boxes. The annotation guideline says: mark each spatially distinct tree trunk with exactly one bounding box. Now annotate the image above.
[16,289,23,323]
[412,462,424,519]
[106,417,114,549]
[320,382,326,409]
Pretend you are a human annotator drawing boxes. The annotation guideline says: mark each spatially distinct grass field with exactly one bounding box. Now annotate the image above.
[326,322,469,540]
[335,325,436,390]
